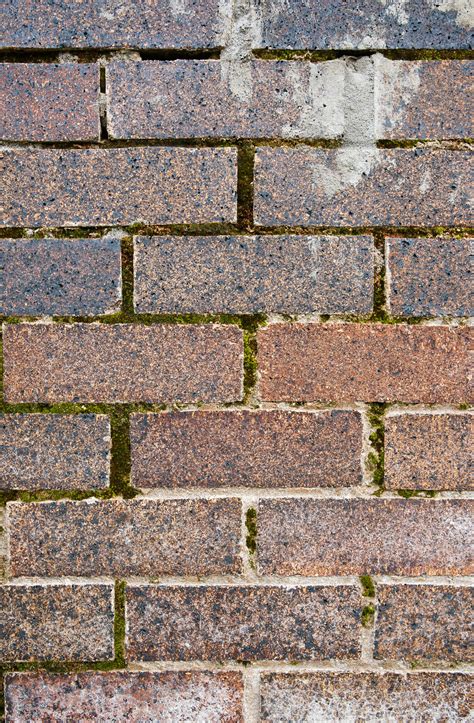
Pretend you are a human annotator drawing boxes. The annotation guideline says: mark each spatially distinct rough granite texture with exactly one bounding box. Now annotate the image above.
[375,585,473,662]
[133,235,374,315]
[130,409,364,488]
[7,498,242,577]
[0,413,110,490]
[126,585,362,661]
[3,323,243,403]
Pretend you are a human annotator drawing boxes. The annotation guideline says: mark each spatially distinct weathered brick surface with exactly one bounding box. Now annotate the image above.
[257,499,474,576]
[385,413,473,490]
[375,585,473,662]
[133,235,374,314]
[5,671,244,722]
[257,323,471,403]
[0,237,122,316]
[254,148,472,227]
[0,63,99,141]
[0,147,237,227]
[387,236,472,317]
[131,410,363,488]
[3,323,243,403]
[0,583,114,662]
[7,498,242,577]
[0,414,110,490]
[126,585,362,661]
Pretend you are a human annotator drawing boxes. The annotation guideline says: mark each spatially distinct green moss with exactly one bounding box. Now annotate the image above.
[243,331,258,402]
[110,407,140,499]
[367,403,387,492]
[237,142,255,230]
[360,575,376,598]
[458,403,471,410]
[245,507,257,557]
[113,580,126,667]
[361,604,375,628]
[397,489,437,499]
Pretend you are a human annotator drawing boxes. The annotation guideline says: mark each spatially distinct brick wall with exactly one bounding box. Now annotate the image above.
[0,1,472,720]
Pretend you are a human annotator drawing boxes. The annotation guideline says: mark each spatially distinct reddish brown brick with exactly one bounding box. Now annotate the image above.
[0,414,110,490]
[0,147,237,227]
[7,498,242,577]
[130,410,363,489]
[0,583,114,662]
[375,585,473,662]
[5,671,244,722]
[3,323,243,403]
[0,63,99,141]
[257,499,473,576]
[126,585,362,662]
[385,412,473,491]
[257,323,471,403]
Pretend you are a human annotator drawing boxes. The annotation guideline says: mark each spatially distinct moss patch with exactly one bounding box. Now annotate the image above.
[367,403,387,493]
[361,604,376,628]
[245,507,257,557]
[360,575,376,598]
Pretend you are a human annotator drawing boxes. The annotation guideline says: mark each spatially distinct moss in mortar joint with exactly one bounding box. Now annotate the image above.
[360,575,376,598]
[367,403,387,494]
[245,507,258,560]
[397,489,438,499]
[361,603,376,628]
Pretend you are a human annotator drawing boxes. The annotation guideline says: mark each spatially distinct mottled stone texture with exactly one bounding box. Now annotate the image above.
[0,147,237,227]
[0,584,114,662]
[0,414,110,490]
[133,235,374,315]
[260,672,473,722]
[130,410,363,488]
[385,413,473,491]
[254,148,472,227]
[0,63,99,141]
[126,585,362,661]
[3,323,243,403]
[0,237,122,316]
[5,672,244,723]
[257,499,473,576]
[375,585,473,662]
[257,323,471,403]
[387,236,472,317]
[7,498,242,577]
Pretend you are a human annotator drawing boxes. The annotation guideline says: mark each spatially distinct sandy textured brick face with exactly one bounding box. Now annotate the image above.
[257,323,471,403]
[375,585,473,662]
[126,585,362,661]
[0,584,114,662]
[3,323,243,403]
[7,498,242,577]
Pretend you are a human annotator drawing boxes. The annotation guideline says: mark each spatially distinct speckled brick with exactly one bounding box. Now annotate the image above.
[133,235,374,314]
[257,499,473,576]
[0,237,122,316]
[130,410,363,489]
[387,236,472,317]
[375,585,473,662]
[0,583,114,662]
[260,672,473,722]
[0,414,110,490]
[385,413,473,491]
[254,148,472,227]
[0,63,99,141]
[3,323,243,403]
[0,147,237,227]
[257,323,471,403]
[7,498,242,577]
[5,671,244,723]
[126,585,362,661]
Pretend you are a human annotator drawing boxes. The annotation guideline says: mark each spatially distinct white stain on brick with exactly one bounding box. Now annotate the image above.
[431,0,474,27]
[380,0,410,24]
[168,0,188,16]
[220,0,263,102]
[375,57,421,137]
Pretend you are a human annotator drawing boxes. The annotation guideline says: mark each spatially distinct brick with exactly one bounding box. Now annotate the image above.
[387,236,472,317]
[257,323,471,403]
[0,147,237,227]
[385,413,473,491]
[3,323,243,403]
[7,498,242,577]
[0,583,114,662]
[0,237,122,316]
[0,414,110,490]
[260,672,473,722]
[126,585,362,661]
[375,585,473,662]
[257,499,474,576]
[5,671,244,722]
[107,59,344,140]
[133,235,374,315]
[0,63,99,141]
[130,410,363,489]
[254,148,472,227]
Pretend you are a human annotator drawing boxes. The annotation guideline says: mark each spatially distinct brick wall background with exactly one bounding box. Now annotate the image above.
[0,1,472,720]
